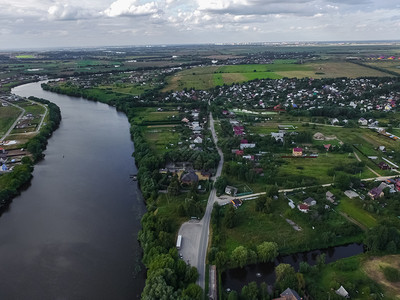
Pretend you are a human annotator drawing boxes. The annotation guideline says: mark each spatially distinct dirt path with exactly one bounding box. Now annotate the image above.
[353,151,382,177]
[363,255,400,299]
[339,211,367,232]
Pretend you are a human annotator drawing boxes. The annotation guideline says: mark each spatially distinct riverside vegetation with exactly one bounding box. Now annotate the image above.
[0,96,61,212]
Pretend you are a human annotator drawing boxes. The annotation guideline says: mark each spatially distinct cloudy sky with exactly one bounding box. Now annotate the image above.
[1,0,400,49]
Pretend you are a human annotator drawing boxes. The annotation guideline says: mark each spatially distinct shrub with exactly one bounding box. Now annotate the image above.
[382,266,400,282]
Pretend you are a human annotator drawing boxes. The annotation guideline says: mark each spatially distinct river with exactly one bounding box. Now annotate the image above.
[0,82,146,299]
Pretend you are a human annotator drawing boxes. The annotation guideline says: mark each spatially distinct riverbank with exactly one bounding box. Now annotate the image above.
[0,93,61,213]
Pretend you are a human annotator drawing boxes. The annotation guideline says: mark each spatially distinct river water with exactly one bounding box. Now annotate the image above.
[0,82,146,299]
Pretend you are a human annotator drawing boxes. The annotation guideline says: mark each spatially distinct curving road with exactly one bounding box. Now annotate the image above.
[177,112,224,291]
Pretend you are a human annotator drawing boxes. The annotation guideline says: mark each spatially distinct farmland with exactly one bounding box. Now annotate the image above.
[363,60,400,76]
[163,60,390,91]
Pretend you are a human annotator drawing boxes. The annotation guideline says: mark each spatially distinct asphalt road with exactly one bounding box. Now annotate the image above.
[177,112,224,291]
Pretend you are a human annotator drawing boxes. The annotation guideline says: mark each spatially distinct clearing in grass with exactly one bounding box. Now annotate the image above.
[363,255,400,299]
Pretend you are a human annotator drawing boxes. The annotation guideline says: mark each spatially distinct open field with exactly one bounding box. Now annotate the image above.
[19,102,46,116]
[363,61,400,75]
[277,153,373,181]
[221,198,362,255]
[98,84,152,95]
[15,55,35,59]
[363,255,400,299]
[143,126,180,154]
[0,106,21,136]
[338,197,378,229]
[309,255,393,300]
[292,61,391,78]
[132,107,179,124]
[163,60,391,91]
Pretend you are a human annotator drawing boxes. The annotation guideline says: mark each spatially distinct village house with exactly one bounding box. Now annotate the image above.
[240,139,256,150]
[335,286,349,298]
[368,182,387,200]
[292,147,303,157]
[193,136,203,144]
[196,170,211,181]
[378,162,390,170]
[326,191,335,203]
[273,288,302,300]
[297,203,310,213]
[271,131,285,142]
[180,170,199,185]
[243,155,255,161]
[235,150,244,156]
[303,197,317,206]
[225,186,238,196]
[358,117,368,126]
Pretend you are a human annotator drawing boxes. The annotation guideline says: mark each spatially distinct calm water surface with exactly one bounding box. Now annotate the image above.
[0,82,146,299]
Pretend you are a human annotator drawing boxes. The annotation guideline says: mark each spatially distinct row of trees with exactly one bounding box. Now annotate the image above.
[26,97,62,161]
[44,82,205,298]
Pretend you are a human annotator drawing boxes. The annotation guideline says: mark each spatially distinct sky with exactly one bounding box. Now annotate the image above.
[1,0,400,49]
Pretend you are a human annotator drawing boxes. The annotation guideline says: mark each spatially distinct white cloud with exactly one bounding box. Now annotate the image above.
[48,3,96,20]
[102,0,160,17]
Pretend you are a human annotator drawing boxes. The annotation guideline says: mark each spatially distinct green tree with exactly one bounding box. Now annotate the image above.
[257,242,279,263]
[296,272,305,293]
[316,253,326,270]
[241,281,259,300]
[227,290,238,300]
[275,263,297,292]
[255,196,266,212]
[215,251,227,270]
[224,205,237,229]
[167,175,180,196]
[141,275,176,300]
[231,246,248,268]
[215,176,228,195]
[182,283,203,300]
[335,173,351,190]
[259,282,269,300]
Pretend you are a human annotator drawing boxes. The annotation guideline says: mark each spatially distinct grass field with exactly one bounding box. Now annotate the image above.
[294,61,390,78]
[309,255,392,300]
[221,198,362,255]
[99,84,152,95]
[363,255,400,299]
[276,153,375,186]
[15,55,35,59]
[0,106,21,135]
[19,102,46,116]
[363,61,400,75]
[163,60,390,91]
[143,126,180,154]
[132,107,179,124]
[338,197,378,229]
